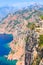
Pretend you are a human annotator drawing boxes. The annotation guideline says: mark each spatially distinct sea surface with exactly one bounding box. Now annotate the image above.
[0,33,17,65]
[0,57,18,65]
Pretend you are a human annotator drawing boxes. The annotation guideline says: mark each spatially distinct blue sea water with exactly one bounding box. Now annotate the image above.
[0,33,13,56]
[0,33,17,65]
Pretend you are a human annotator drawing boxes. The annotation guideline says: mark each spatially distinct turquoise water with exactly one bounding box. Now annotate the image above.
[0,57,18,65]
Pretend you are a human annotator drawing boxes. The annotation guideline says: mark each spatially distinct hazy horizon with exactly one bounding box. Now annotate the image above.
[0,0,43,8]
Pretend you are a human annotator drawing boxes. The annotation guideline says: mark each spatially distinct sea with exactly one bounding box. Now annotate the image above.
[0,33,17,65]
